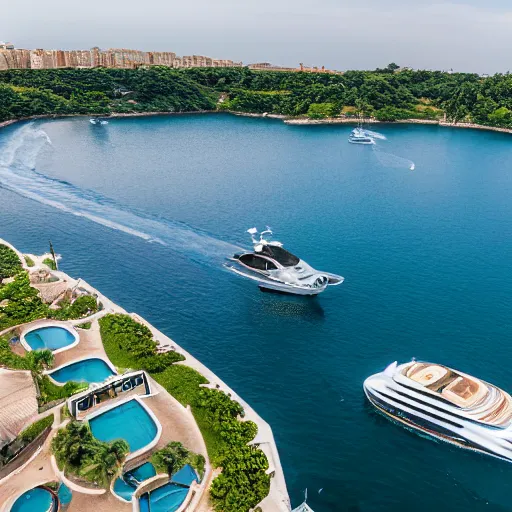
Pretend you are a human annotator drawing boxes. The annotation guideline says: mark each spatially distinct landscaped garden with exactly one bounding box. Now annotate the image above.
[99,313,270,512]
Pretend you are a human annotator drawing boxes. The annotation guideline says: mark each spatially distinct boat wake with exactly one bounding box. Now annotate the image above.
[372,146,415,171]
[363,129,387,140]
[0,123,242,260]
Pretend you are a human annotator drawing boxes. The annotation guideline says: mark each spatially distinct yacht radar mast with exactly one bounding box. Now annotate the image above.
[247,227,283,252]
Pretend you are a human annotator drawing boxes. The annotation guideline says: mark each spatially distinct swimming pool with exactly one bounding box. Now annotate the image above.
[89,399,158,453]
[113,462,157,501]
[49,358,115,384]
[11,487,55,512]
[140,484,189,512]
[23,325,77,352]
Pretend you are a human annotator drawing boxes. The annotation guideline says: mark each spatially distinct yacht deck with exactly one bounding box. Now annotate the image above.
[404,362,512,427]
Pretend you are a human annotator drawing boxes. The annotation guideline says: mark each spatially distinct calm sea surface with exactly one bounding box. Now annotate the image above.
[1,114,512,511]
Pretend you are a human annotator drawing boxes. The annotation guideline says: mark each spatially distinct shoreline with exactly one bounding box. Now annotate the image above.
[1,110,512,136]
[0,238,291,512]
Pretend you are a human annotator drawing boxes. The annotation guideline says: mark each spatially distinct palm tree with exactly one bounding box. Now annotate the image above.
[52,421,128,487]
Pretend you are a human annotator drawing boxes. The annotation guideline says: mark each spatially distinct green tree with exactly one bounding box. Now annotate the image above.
[306,102,337,119]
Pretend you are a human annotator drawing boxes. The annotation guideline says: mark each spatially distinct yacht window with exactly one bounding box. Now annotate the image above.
[239,254,269,271]
[260,245,300,266]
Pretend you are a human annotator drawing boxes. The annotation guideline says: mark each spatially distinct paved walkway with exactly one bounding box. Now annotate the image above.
[0,431,58,512]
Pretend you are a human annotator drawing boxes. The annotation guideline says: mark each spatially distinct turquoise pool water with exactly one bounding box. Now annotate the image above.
[11,487,53,512]
[57,483,72,505]
[113,462,157,501]
[171,464,198,486]
[24,326,76,351]
[49,358,115,383]
[89,399,157,452]
[140,484,189,512]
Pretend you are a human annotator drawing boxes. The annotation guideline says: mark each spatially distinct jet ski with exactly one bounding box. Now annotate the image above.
[227,228,344,295]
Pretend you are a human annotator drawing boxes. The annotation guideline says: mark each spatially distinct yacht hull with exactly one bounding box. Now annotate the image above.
[364,370,512,463]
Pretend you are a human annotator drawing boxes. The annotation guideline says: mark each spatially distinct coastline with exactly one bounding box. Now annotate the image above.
[0,237,291,512]
[1,111,512,136]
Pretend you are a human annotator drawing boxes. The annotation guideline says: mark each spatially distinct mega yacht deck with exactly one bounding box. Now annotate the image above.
[404,362,512,427]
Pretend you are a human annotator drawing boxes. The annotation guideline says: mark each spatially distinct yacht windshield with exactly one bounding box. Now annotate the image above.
[261,245,300,267]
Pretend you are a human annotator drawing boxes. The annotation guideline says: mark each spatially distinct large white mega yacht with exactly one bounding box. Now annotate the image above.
[364,361,512,462]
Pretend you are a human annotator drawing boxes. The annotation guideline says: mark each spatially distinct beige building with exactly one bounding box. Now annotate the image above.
[0,43,242,71]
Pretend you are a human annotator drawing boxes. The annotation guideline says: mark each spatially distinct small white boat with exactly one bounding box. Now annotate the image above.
[227,228,344,295]
[364,360,512,462]
[89,118,109,125]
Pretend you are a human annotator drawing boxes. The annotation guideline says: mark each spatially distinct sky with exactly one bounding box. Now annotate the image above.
[3,0,512,73]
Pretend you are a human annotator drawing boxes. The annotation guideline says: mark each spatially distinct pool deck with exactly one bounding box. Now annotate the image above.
[0,238,290,512]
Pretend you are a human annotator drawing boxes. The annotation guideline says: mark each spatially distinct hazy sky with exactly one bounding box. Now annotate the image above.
[3,0,512,73]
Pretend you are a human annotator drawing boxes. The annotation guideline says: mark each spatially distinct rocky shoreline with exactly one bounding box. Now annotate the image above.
[1,111,511,135]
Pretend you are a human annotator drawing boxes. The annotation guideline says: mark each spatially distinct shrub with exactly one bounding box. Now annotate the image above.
[42,257,57,270]
[151,441,205,478]
[306,102,337,119]
[99,314,184,372]
[0,273,50,330]
[24,255,35,267]
[20,414,54,443]
[77,322,91,329]
[0,244,22,279]
[37,375,87,405]
[50,295,98,321]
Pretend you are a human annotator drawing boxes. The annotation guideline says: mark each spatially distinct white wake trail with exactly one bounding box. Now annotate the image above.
[0,123,242,260]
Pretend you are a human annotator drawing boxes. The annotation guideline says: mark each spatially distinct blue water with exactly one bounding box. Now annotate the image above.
[1,115,512,511]
[171,464,198,486]
[130,462,157,482]
[113,462,157,501]
[11,487,53,512]
[142,484,189,512]
[89,399,157,452]
[57,483,72,505]
[49,358,115,383]
[24,326,76,351]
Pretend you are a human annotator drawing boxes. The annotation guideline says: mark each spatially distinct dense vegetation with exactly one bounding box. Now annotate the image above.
[19,414,54,443]
[0,332,52,370]
[98,313,185,372]
[99,313,269,512]
[1,65,512,127]
[52,421,129,487]
[0,273,49,330]
[36,375,87,406]
[0,245,22,279]
[151,441,205,478]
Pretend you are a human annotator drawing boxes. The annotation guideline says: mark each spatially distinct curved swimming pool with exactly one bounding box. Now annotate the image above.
[23,326,77,352]
[49,358,115,384]
[10,487,54,512]
[89,399,158,453]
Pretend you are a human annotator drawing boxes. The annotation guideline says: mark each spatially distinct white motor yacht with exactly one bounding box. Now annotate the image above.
[227,228,344,295]
[364,360,512,462]
[89,117,109,125]
[348,127,375,145]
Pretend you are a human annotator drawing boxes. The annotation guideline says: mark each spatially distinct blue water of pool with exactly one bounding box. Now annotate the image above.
[49,358,115,384]
[89,399,157,452]
[57,483,72,505]
[24,326,76,351]
[171,464,198,486]
[11,487,53,512]
[141,484,189,512]
[113,462,157,501]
